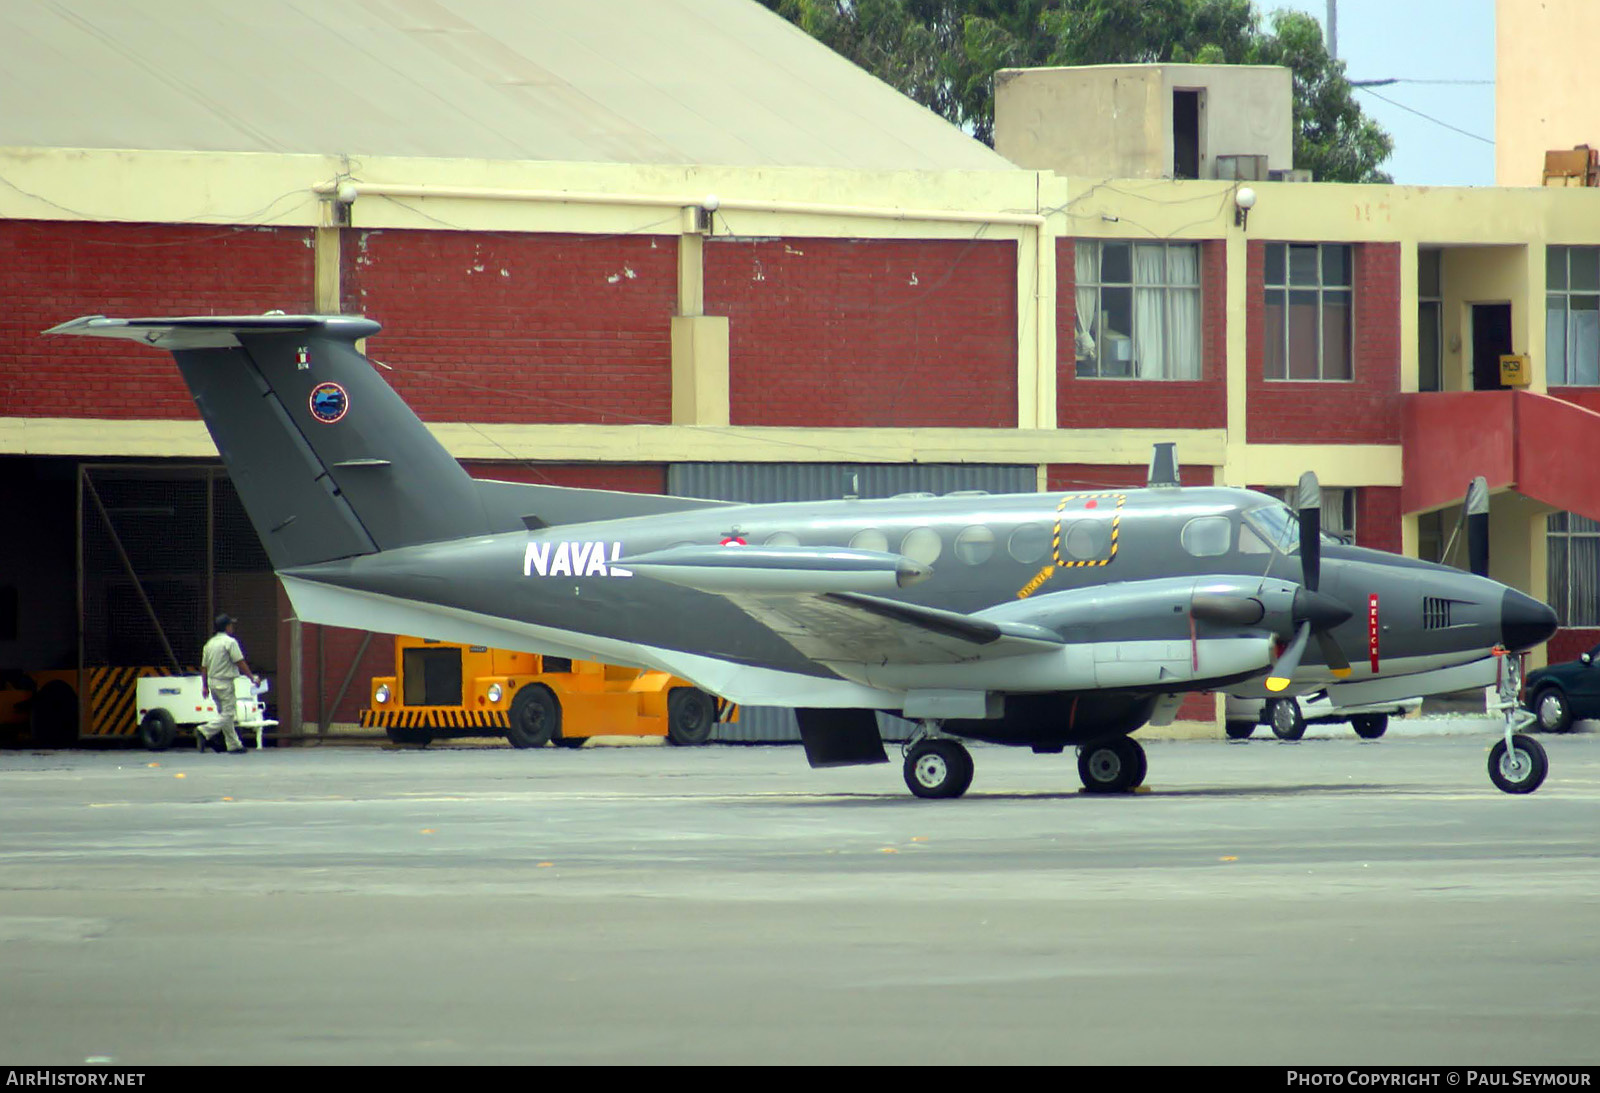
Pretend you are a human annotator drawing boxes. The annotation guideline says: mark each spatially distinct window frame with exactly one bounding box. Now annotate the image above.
[1418,248,1443,392]
[1547,511,1600,626]
[1263,242,1354,382]
[1545,245,1600,387]
[1073,239,1204,381]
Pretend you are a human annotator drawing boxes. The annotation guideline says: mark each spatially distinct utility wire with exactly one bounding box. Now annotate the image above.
[1353,85,1495,146]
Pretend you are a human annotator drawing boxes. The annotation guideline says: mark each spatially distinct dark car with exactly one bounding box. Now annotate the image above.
[1522,643,1600,733]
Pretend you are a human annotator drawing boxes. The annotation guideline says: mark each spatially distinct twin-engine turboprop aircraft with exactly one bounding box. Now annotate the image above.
[48,314,1559,797]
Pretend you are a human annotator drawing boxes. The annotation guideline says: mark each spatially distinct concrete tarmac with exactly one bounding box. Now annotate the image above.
[1,732,1597,1066]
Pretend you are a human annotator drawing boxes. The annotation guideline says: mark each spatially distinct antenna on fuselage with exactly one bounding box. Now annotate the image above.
[1147,443,1180,489]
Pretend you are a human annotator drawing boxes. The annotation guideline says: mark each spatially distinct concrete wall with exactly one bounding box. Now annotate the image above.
[995,64,1292,180]
[1496,0,1600,187]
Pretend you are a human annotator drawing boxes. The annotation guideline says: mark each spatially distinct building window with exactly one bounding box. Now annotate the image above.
[1546,246,1600,386]
[1074,241,1202,379]
[1274,486,1356,542]
[1419,249,1443,392]
[1264,243,1353,380]
[1547,512,1599,626]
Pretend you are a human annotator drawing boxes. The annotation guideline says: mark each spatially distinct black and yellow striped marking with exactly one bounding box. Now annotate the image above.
[89,665,194,737]
[360,708,510,730]
[1051,491,1126,569]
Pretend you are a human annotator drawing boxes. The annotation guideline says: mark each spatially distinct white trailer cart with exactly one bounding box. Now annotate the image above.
[135,675,276,750]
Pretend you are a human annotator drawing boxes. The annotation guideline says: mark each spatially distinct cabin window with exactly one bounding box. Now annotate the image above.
[849,528,888,552]
[901,527,942,565]
[764,531,799,547]
[1062,519,1112,561]
[954,526,996,565]
[1008,523,1051,563]
[1181,516,1232,557]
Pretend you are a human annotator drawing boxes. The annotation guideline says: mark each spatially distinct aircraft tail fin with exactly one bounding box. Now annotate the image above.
[46,314,718,570]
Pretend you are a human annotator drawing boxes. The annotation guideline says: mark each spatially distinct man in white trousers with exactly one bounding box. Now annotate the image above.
[199,613,259,753]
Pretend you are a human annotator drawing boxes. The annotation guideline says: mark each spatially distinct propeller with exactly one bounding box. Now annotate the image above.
[1266,471,1352,691]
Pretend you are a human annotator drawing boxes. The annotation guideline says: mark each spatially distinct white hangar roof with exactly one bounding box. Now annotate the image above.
[3,0,1016,171]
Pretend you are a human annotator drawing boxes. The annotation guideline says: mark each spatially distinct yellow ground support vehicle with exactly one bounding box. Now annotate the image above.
[1,666,197,747]
[358,636,733,748]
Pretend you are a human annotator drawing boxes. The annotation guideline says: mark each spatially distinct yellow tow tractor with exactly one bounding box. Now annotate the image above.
[359,635,734,748]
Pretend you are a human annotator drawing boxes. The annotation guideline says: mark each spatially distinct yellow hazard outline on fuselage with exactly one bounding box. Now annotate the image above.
[1017,491,1126,598]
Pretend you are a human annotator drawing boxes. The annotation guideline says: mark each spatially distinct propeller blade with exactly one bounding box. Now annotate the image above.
[1266,620,1312,692]
[1315,630,1352,679]
[1466,475,1489,578]
[1296,471,1322,592]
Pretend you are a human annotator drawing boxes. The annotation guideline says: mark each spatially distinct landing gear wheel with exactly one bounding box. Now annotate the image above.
[139,708,178,751]
[506,685,560,749]
[1488,734,1548,794]
[1077,736,1146,793]
[666,687,716,746]
[1268,698,1306,741]
[385,725,434,747]
[1351,714,1388,739]
[1225,720,1255,740]
[29,680,78,748]
[1532,687,1572,734]
[903,739,974,799]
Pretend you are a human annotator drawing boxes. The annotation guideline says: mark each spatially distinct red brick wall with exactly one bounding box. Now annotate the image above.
[1548,629,1600,665]
[345,229,676,425]
[708,237,1017,427]
[1047,463,1215,491]
[1056,238,1227,429]
[461,461,666,493]
[1247,241,1401,443]
[1355,486,1402,554]
[2,220,314,419]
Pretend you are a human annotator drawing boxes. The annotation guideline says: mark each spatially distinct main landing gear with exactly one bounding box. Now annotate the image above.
[1487,652,1548,794]
[900,723,1150,799]
[1076,736,1147,794]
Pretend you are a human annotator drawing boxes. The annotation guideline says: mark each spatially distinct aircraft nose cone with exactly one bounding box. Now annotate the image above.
[1501,588,1558,652]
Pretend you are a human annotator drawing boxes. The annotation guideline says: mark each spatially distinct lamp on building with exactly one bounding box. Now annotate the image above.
[1234,187,1256,231]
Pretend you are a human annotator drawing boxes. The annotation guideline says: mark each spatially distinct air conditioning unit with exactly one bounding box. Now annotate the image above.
[1214,154,1268,181]
[1269,168,1314,183]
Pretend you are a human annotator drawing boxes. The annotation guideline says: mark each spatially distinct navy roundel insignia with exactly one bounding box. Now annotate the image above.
[309,381,349,424]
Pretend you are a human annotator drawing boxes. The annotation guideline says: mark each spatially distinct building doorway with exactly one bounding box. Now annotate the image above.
[1471,303,1513,391]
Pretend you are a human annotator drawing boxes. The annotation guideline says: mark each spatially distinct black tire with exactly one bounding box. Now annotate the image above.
[1077,736,1144,793]
[506,685,560,749]
[903,739,975,799]
[385,725,434,747]
[1225,720,1255,740]
[550,728,585,749]
[666,687,716,746]
[1268,698,1306,741]
[29,680,78,747]
[1488,734,1548,794]
[1531,687,1573,734]
[139,708,178,751]
[1351,713,1388,739]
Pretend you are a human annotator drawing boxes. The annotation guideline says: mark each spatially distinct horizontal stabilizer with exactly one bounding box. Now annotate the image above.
[45,314,380,350]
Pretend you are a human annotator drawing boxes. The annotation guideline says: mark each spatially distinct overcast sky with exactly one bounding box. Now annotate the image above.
[1263,0,1496,186]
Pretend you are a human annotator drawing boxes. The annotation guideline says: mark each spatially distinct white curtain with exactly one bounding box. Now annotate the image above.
[1166,245,1201,379]
[1075,244,1099,368]
[1133,245,1166,378]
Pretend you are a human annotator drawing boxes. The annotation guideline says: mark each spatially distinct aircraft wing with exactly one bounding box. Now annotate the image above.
[725,591,1064,665]
[618,545,1063,666]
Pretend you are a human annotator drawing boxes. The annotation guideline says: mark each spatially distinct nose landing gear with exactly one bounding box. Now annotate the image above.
[1487,651,1547,794]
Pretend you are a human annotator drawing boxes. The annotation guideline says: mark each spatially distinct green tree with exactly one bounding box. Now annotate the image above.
[758,0,1392,182]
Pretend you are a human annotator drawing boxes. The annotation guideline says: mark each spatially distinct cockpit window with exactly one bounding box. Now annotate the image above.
[1243,503,1344,555]
[1181,516,1232,558]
